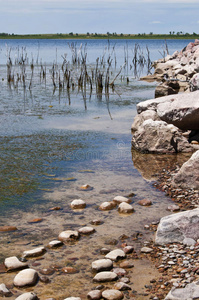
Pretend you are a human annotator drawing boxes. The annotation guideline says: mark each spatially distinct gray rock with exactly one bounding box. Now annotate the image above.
[172,150,199,189]
[93,271,118,282]
[132,119,193,153]
[105,249,126,261]
[58,230,79,242]
[4,256,29,271]
[131,109,160,132]
[78,226,95,234]
[155,208,199,245]
[15,292,39,300]
[23,246,46,258]
[113,196,131,204]
[14,269,38,287]
[183,237,196,246]
[102,289,124,300]
[165,281,199,299]
[92,259,113,272]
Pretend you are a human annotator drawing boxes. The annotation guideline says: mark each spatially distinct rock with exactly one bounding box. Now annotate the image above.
[0,225,17,232]
[102,289,124,300]
[119,277,130,283]
[167,205,180,212]
[189,73,199,91]
[28,218,43,223]
[112,268,127,276]
[58,230,80,242]
[92,259,113,272]
[90,219,102,225]
[155,83,179,98]
[172,150,199,189]
[131,109,160,132]
[15,292,39,300]
[141,247,153,253]
[118,202,134,214]
[119,260,134,269]
[39,268,55,275]
[62,267,78,274]
[93,271,118,282]
[165,280,199,299]
[105,249,126,261]
[0,283,12,297]
[99,201,117,211]
[155,208,199,245]
[70,199,86,209]
[157,91,199,130]
[64,298,81,300]
[23,246,46,258]
[123,246,134,254]
[100,248,110,255]
[87,290,102,300]
[4,256,29,271]
[183,237,196,246]
[78,226,95,234]
[113,196,131,204]
[14,268,38,287]
[114,282,131,291]
[48,240,63,248]
[79,184,93,191]
[138,199,152,206]
[132,119,193,153]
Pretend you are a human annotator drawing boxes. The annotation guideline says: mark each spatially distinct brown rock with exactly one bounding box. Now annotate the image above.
[0,226,18,232]
[28,218,43,224]
[49,206,61,211]
[138,199,152,206]
[62,267,78,274]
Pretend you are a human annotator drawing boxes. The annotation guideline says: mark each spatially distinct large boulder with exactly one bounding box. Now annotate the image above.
[165,281,199,300]
[155,208,199,245]
[131,119,193,153]
[172,150,199,189]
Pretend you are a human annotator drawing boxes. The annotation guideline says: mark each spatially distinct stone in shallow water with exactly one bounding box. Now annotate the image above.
[105,249,126,261]
[28,218,43,223]
[70,199,86,209]
[87,290,102,300]
[118,202,134,214]
[4,256,29,271]
[123,245,134,254]
[78,226,95,234]
[167,204,180,212]
[93,271,118,282]
[62,267,79,274]
[48,240,63,248]
[138,199,152,206]
[114,282,131,291]
[23,246,46,258]
[99,201,117,211]
[0,283,12,297]
[141,247,153,253]
[58,230,79,242]
[119,260,134,269]
[113,196,131,204]
[0,225,17,232]
[15,292,39,300]
[92,259,113,272]
[112,268,127,276]
[102,289,124,300]
[14,268,39,287]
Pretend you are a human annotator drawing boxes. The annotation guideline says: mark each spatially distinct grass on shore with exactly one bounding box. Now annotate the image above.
[0,33,199,40]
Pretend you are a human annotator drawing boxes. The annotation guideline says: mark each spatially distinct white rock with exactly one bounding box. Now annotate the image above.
[93,271,118,282]
[4,256,28,271]
[58,230,79,242]
[118,202,134,214]
[113,196,131,204]
[0,283,11,296]
[92,259,113,272]
[105,249,126,261]
[165,281,199,299]
[78,226,95,234]
[48,240,63,248]
[102,289,124,300]
[15,292,39,300]
[87,290,102,300]
[183,237,196,246]
[114,282,131,291]
[99,201,116,211]
[14,269,38,287]
[70,199,86,209]
[23,246,46,258]
[141,247,153,253]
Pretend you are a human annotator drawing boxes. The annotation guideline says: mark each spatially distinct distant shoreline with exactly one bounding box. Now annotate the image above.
[0,33,198,40]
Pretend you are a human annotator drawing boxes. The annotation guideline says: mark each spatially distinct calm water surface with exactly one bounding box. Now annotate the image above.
[0,39,193,299]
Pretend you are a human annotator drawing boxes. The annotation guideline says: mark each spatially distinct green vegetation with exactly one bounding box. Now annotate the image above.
[0,32,199,40]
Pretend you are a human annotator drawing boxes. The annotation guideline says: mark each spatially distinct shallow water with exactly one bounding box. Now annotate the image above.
[0,38,193,299]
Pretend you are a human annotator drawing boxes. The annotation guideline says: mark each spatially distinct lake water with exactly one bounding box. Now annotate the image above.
[0,39,193,299]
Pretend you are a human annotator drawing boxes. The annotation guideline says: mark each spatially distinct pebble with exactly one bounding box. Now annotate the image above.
[62,267,78,274]
[183,238,196,246]
[78,226,95,234]
[112,267,127,276]
[119,260,134,269]
[23,246,46,258]
[58,230,79,242]
[102,289,124,300]
[79,184,93,191]
[138,199,152,206]
[113,196,131,204]
[119,277,130,283]
[167,204,180,212]
[87,290,102,300]
[14,268,38,287]
[123,245,134,254]
[0,283,12,297]
[48,240,63,248]
[90,219,102,225]
[114,282,131,291]
[4,256,29,271]
[100,248,110,255]
[28,218,43,223]
[49,206,61,211]
[105,249,126,261]
[39,268,54,275]
[15,292,39,300]
[70,199,86,209]
[141,247,153,253]
[99,201,117,211]
[93,271,118,282]
[92,259,113,272]
[118,202,134,214]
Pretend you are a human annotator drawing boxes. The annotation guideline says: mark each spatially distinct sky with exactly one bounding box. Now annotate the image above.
[0,0,199,35]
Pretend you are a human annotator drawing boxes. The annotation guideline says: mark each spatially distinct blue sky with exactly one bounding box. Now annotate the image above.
[0,0,199,35]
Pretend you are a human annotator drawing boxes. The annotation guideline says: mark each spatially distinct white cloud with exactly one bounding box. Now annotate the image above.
[150,21,162,24]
